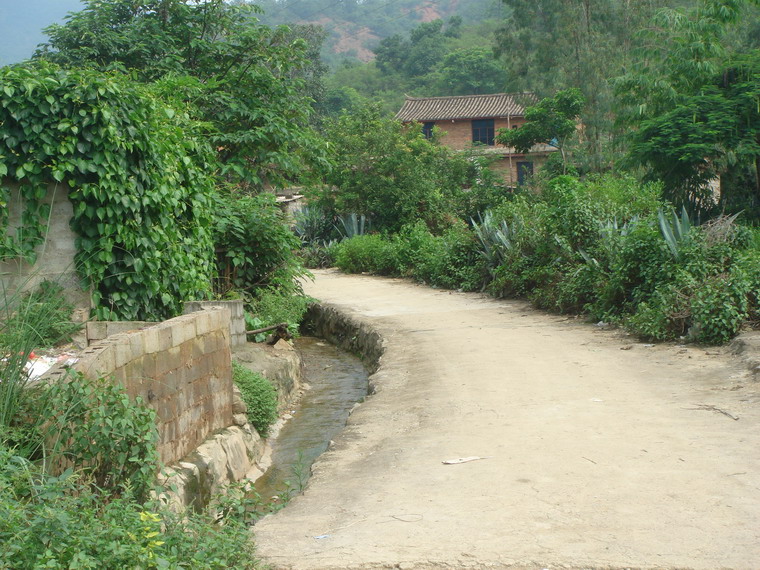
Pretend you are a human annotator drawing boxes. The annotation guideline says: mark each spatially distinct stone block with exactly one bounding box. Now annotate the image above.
[156,346,181,376]
[191,338,205,360]
[219,428,252,482]
[143,327,161,355]
[87,345,116,378]
[193,310,214,337]
[113,338,134,369]
[139,353,157,380]
[156,325,173,352]
[232,385,247,414]
[172,318,197,347]
[129,333,145,360]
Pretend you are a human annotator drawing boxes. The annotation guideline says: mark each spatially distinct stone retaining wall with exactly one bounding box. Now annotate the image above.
[303,303,385,376]
[46,308,234,465]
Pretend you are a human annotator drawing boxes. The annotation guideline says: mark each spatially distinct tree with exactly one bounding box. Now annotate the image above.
[436,48,505,95]
[36,0,326,190]
[495,89,585,171]
[494,0,674,170]
[318,106,477,233]
[615,0,760,216]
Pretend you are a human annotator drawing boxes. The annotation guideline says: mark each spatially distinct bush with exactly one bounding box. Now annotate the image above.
[247,287,312,337]
[47,373,159,502]
[232,361,278,437]
[334,234,399,275]
[213,192,306,297]
[689,269,750,344]
[0,445,260,569]
[0,281,81,349]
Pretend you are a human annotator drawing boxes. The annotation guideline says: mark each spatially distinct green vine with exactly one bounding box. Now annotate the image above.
[0,62,214,320]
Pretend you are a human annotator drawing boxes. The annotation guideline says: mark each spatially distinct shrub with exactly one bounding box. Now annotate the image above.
[0,281,81,349]
[212,192,306,297]
[47,373,159,502]
[0,445,260,569]
[334,234,399,275]
[300,240,339,269]
[247,287,312,337]
[689,269,750,344]
[232,361,278,437]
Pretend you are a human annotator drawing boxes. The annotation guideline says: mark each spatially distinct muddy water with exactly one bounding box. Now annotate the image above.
[253,336,369,503]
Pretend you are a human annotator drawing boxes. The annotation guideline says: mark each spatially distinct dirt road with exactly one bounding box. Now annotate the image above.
[254,269,760,570]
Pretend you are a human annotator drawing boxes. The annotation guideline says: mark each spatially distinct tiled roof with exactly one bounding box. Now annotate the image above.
[395,93,536,122]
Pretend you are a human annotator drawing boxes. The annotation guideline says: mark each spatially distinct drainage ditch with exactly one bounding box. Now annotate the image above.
[252,335,369,503]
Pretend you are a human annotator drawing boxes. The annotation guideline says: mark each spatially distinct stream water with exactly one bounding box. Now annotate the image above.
[253,336,369,504]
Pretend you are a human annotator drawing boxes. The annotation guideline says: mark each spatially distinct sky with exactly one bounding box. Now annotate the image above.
[0,0,84,66]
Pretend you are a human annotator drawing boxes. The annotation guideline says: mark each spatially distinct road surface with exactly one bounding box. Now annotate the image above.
[253,269,760,570]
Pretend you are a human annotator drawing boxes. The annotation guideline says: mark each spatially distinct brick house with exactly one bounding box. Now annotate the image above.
[395,92,557,186]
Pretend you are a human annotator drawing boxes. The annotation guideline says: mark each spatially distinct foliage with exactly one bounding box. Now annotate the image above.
[334,234,400,275]
[331,171,759,344]
[494,0,674,170]
[255,0,501,68]
[231,361,278,438]
[46,372,159,502]
[37,0,326,189]
[0,445,260,569]
[294,204,341,246]
[0,281,81,349]
[615,0,760,217]
[658,207,694,260]
[0,62,215,321]
[495,89,585,170]
[318,105,486,233]
[319,16,506,116]
[212,192,306,297]
[333,222,483,291]
[247,287,312,337]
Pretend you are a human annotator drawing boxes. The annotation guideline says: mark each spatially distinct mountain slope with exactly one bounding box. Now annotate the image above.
[256,0,503,64]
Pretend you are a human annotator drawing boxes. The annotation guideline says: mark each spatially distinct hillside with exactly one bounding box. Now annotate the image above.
[0,0,84,66]
[256,0,504,65]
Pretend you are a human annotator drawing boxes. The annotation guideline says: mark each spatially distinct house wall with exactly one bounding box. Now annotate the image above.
[417,119,556,186]
[45,308,234,465]
[0,180,89,315]
[432,117,526,150]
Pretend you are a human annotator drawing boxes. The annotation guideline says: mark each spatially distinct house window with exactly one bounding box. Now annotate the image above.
[517,161,533,185]
[471,119,495,146]
[422,122,435,139]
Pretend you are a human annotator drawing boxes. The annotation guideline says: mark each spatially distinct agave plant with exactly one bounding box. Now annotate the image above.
[658,206,693,260]
[471,211,517,274]
[338,213,369,239]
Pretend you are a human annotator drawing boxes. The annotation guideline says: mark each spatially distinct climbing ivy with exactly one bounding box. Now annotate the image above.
[0,62,214,320]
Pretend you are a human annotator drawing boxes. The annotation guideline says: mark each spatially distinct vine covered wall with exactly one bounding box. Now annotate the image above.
[0,62,214,320]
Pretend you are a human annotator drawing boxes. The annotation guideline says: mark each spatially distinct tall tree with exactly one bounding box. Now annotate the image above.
[494,0,673,171]
[615,0,760,215]
[36,0,326,190]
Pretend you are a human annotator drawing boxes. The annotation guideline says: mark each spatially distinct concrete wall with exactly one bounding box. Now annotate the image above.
[46,308,234,465]
[0,180,89,315]
[184,300,247,348]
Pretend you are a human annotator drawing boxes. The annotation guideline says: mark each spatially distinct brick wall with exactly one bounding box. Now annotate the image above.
[47,308,234,465]
[433,117,525,150]
[419,118,556,186]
